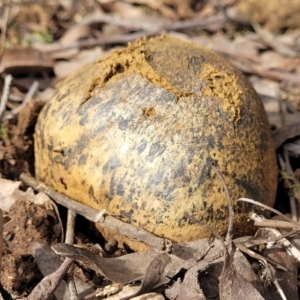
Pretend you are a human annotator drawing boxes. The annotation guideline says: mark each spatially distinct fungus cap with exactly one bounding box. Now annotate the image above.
[34,35,278,250]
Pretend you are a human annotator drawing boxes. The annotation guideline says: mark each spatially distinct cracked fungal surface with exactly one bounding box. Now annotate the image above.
[35,35,277,250]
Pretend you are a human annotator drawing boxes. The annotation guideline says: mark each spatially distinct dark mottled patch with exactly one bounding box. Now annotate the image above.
[102,156,121,174]
[56,90,70,102]
[96,95,117,115]
[105,192,113,201]
[236,200,251,213]
[59,177,67,190]
[61,110,71,122]
[141,201,147,210]
[155,214,164,224]
[63,147,72,157]
[196,157,217,196]
[117,183,125,196]
[118,117,128,130]
[137,140,147,154]
[95,161,100,167]
[42,101,52,119]
[155,184,176,201]
[47,143,53,151]
[75,134,90,153]
[109,175,116,197]
[235,177,260,201]
[174,163,186,179]
[126,193,133,203]
[205,206,214,222]
[78,154,87,165]
[188,55,206,75]
[79,115,89,126]
[188,156,193,164]
[148,141,166,161]
[215,208,226,221]
[132,202,138,210]
[92,121,106,137]
[182,175,191,183]
[53,155,64,165]
[126,186,136,203]
[157,91,177,103]
[259,131,269,152]
[205,134,215,149]
[147,170,165,188]
[120,210,133,223]
[88,186,99,204]
[40,129,45,150]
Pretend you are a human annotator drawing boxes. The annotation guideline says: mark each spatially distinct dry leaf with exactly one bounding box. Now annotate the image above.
[52,243,162,283]
[219,243,264,300]
[32,242,96,300]
[0,47,53,75]
[263,244,298,299]
[260,51,293,70]
[164,261,208,300]
[120,253,195,299]
[0,178,21,211]
[54,47,104,78]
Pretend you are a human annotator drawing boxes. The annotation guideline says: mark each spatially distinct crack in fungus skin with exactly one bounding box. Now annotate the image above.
[200,64,242,125]
[83,37,197,105]
[34,35,278,251]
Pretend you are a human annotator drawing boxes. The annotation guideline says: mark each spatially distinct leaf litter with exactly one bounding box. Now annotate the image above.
[1,0,300,299]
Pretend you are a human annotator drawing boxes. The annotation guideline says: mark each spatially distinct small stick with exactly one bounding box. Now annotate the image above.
[66,210,76,245]
[4,80,39,120]
[20,257,73,300]
[20,173,170,250]
[250,217,300,229]
[238,197,300,227]
[65,209,79,300]
[249,213,300,264]
[212,166,234,241]
[0,74,13,120]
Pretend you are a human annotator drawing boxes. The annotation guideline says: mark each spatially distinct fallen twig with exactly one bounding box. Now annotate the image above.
[250,213,300,265]
[3,80,39,120]
[238,197,300,227]
[20,257,73,300]
[212,166,234,241]
[0,74,13,121]
[39,14,226,54]
[65,209,79,300]
[20,173,171,250]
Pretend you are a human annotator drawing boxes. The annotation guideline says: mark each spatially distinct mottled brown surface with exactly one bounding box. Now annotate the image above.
[34,35,278,247]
